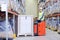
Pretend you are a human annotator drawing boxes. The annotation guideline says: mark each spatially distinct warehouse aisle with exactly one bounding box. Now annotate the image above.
[14,29,60,40]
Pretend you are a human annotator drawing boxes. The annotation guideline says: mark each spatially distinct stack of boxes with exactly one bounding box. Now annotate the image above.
[46,16,60,34]
[51,17,58,30]
[57,16,60,34]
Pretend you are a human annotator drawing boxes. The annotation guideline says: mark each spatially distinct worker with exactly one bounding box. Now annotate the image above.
[38,9,44,21]
[34,8,44,23]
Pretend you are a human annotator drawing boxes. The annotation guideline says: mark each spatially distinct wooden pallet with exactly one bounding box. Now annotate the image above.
[46,26,50,29]
[50,27,57,31]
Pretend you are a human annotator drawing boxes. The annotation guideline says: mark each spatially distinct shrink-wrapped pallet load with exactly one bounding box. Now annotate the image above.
[51,17,58,30]
[0,20,13,38]
[57,16,60,34]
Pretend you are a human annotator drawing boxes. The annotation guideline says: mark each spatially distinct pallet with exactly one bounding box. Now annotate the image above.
[46,26,50,29]
[17,34,34,37]
[0,38,13,40]
[57,30,60,34]
[50,27,57,31]
[58,32,60,34]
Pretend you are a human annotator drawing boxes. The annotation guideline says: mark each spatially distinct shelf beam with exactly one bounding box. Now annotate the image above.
[45,13,60,18]
[8,9,18,16]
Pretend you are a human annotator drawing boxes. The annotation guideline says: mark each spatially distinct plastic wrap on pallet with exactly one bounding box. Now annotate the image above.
[46,17,59,30]
[46,18,51,28]
[44,1,60,16]
[0,20,13,38]
[58,24,60,32]
[0,20,13,32]
[57,17,60,32]
[49,18,52,28]
[9,18,13,28]
[51,17,58,30]
[46,18,50,27]
[10,0,25,14]
[51,2,60,13]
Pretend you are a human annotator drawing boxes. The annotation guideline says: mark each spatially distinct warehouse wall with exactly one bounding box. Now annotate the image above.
[25,0,38,18]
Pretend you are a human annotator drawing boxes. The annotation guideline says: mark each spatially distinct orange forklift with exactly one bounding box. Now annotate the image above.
[34,11,46,36]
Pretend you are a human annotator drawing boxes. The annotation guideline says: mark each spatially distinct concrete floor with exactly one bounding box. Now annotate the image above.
[14,29,60,40]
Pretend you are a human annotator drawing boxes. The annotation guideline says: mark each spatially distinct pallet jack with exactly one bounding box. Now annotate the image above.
[34,11,46,36]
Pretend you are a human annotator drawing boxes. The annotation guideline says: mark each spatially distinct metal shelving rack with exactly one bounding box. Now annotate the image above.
[0,0,26,40]
[0,0,18,40]
[44,0,60,33]
[44,0,60,16]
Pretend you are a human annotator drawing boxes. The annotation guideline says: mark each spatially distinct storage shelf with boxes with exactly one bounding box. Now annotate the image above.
[0,11,14,40]
[44,0,60,34]
[0,1,18,39]
[45,13,60,34]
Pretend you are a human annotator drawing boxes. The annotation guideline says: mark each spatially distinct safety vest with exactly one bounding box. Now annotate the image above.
[38,12,44,21]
